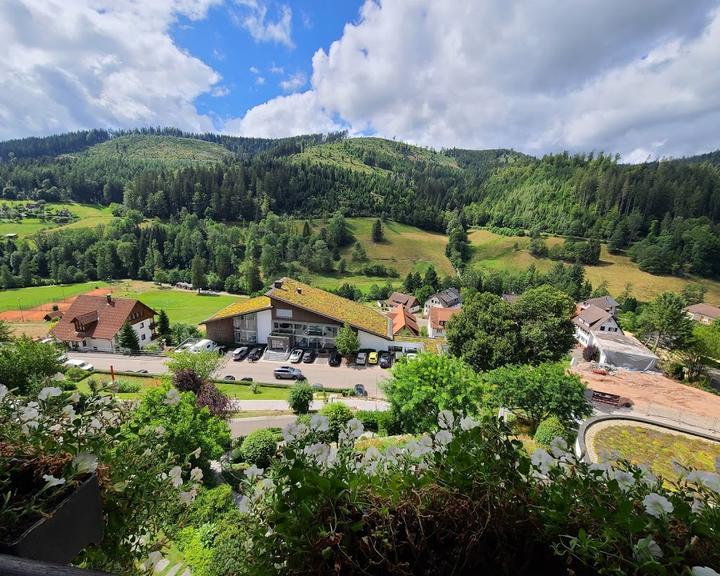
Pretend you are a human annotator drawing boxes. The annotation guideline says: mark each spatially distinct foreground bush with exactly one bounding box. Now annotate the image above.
[533,415,568,446]
[288,381,313,414]
[319,402,353,440]
[240,429,277,468]
[219,413,720,575]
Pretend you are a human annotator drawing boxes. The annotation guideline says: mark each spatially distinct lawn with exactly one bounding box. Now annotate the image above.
[468,228,720,303]
[76,373,291,401]
[592,424,720,481]
[0,281,110,313]
[0,201,113,238]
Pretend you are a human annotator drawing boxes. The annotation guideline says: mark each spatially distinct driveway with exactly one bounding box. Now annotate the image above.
[67,351,391,395]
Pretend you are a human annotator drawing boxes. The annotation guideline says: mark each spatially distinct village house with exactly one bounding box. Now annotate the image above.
[428,307,461,338]
[573,304,622,346]
[685,303,720,325]
[51,294,156,352]
[387,305,420,337]
[578,295,620,318]
[385,291,421,313]
[423,287,462,316]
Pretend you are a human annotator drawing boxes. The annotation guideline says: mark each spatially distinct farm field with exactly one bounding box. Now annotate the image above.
[468,228,720,303]
[0,201,113,238]
[0,281,110,313]
[592,423,720,482]
[309,217,454,289]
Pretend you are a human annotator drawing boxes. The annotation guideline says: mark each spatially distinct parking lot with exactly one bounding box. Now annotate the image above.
[67,350,391,397]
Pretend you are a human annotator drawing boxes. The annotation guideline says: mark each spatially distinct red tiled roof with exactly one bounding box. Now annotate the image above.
[387,305,420,336]
[386,292,419,309]
[50,295,155,342]
[429,306,461,330]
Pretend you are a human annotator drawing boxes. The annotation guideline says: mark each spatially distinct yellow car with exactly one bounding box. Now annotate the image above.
[367,351,378,365]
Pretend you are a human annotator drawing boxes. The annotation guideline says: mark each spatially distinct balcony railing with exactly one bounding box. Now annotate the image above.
[0,554,111,576]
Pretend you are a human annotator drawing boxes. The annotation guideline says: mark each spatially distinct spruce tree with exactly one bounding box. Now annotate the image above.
[371,219,383,242]
[157,309,170,338]
[118,322,140,352]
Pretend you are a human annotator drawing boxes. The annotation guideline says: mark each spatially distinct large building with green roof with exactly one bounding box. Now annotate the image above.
[201,277,422,354]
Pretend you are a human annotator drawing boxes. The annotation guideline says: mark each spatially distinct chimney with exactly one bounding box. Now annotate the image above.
[106,294,113,305]
[273,280,283,289]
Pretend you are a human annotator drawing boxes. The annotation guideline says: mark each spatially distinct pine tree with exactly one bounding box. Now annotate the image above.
[118,322,140,352]
[423,265,439,292]
[244,260,263,293]
[371,219,383,242]
[191,256,206,290]
[157,309,170,338]
[302,221,312,238]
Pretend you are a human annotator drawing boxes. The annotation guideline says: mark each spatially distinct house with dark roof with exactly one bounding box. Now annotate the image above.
[423,287,462,316]
[387,305,420,337]
[573,304,622,346]
[50,294,156,352]
[428,307,461,338]
[385,291,420,313]
[202,278,422,354]
[685,303,720,325]
[579,295,620,318]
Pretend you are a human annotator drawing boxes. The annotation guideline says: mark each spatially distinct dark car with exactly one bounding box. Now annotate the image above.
[247,346,265,362]
[223,375,236,381]
[328,350,342,367]
[302,350,317,364]
[354,384,368,397]
[378,351,392,369]
[274,366,305,380]
[240,377,253,382]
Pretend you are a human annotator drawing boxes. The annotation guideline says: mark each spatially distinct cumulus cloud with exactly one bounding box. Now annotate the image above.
[279,71,307,92]
[228,0,720,159]
[230,0,293,48]
[0,0,221,140]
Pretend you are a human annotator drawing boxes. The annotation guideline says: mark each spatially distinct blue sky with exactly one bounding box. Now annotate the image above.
[172,1,362,128]
[1,1,720,160]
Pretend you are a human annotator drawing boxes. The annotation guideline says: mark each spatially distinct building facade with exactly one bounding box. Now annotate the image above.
[423,287,462,317]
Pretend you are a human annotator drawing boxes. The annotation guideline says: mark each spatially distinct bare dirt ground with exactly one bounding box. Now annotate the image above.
[572,358,720,420]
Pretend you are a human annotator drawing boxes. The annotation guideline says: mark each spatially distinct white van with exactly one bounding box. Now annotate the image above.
[188,339,219,354]
[64,359,94,371]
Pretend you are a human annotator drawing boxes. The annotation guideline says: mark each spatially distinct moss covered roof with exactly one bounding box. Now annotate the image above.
[202,296,272,323]
[267,278,391,338]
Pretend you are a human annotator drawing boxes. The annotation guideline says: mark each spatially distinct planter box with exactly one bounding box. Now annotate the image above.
[0,473,104,565]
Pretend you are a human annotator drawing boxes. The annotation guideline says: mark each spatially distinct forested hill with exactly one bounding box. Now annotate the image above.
[1,129,719,278]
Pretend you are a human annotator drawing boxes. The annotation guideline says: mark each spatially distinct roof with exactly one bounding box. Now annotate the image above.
[50,295,155,342]
[202,296,272,323]
[593,332,658,360]
[686,303,720,320]
[43,310,64,320]
[267,278,391,339]
[580,295,619,311]
[388,305,420,336]
[429,306,461,330]
[501,293,519,304]
[573,304,613,331]
[386,291,419,309]
[429,287,461,307]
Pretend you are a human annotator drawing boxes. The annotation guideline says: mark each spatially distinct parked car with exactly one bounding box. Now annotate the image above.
[354,384,368,397]
[405,352,418,361]
[355,352,367,366]
[378,351,392,369]
[232,346,249,361]
[274,366,305,380]
[247,347,264,362]
[223,375,236,381]
[289,348,304,363]
[302,350,317,364]
[188,339,220,354]
[367,351,378,365]
[328,350,342,367]
[136,369,149,374]
[240,377,253,382]
[63,359,94,371]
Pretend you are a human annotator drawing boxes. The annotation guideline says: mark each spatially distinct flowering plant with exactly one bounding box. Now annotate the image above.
[0,384,205,574]
[222,410,720,575]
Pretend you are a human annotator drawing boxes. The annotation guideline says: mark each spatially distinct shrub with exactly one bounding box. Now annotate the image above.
[197,383,230,418]
[582,344,598,362]
[58,379,77,391]
[354,410,380,432]
[65,366,89,382]
[174,368,204,393]
[250,382,259,394]
[288,381,313,414]
[116,380,141,393]
[320,403,353,440]
[533,416,568,446]
[665,362,685,380]
[240,429,277,468]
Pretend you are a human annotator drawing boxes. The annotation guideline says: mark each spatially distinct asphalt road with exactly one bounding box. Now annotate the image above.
[67,351,390,395]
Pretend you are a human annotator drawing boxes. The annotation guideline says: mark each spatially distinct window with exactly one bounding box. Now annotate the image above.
[141,334,146,340]
[139,322,144,328]
[276,309,293,319]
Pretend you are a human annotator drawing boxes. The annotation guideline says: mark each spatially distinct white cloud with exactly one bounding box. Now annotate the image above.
[255,76,266,85]
[269,63,284,74]
[230,0,720,158]
[230,1,293,48]
[211,85,230,97]
[224,91,340,137]
[249,66,260,74]
[0,0,222,139]
[279,71,306,92]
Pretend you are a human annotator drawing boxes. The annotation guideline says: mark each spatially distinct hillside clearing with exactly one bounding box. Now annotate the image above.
[468,228,720,303]
[0,202,112,238]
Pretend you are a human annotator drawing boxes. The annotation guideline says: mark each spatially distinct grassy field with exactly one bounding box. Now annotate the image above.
[0,201,113,238]
[468,228,720,303]
[77,373,291,401]
[0,281,110,312]
[592,424,720,481]
[309,217,454,289]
